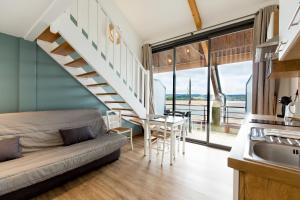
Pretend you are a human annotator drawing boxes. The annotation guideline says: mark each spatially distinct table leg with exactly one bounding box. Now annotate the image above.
[144,122,148,156]
[170,126,174,165]
[173,126,176,160]
[183,122,186,155]
[148,124,152,161]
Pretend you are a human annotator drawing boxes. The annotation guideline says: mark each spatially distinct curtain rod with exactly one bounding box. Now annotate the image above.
[150,12,257,47]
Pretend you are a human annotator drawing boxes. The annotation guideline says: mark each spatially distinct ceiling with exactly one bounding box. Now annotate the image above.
[113,0,278,43]
[153,28,254,73]
[0,0,54,38]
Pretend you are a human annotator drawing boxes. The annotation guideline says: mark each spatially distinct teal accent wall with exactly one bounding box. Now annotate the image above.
[0,33,19,113]
[0,32,141,134]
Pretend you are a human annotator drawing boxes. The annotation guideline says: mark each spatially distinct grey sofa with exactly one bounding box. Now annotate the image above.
[0,109,127,199]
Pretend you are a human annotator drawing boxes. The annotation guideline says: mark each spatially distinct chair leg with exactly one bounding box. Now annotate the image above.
[149,131,152,161]
[177,132,180,153]
[156,138,160,155]
[130,129,133,151]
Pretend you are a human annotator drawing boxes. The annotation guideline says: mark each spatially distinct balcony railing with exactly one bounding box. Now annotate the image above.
[165,103,246,128]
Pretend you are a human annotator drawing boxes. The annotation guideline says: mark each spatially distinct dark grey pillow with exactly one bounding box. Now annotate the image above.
[59,126,96,146]
[0,137,22,162]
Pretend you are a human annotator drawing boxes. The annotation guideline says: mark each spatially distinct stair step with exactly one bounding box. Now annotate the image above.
[96,93,118,96]
[105,101,126,104]
[37,27,60,43]
[130,119,143,126]
[112,108,134,111]
[76,71,98,78]
[51,42,75,56]
[151,137,158,143]
[86,83,108,87]
[122,114,139,118]
[65,58,87,68]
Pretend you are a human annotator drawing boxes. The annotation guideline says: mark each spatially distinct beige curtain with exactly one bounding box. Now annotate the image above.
[142,44,155,114]
[252,5,279,115]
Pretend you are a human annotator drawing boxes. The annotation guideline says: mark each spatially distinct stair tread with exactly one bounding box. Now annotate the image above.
[86,83,108,87]
[129,119,143,125]
[105,101,126,104]
[65,58,87,68]
[96,93,118,96]
[77,71,98,78]
[37,27,60,43]
[122,114,139,118]
[112,108,133,111]
[51,42,75,56]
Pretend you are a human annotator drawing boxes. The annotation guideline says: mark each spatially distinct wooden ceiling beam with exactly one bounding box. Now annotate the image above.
[188,0,202,30]
[187,0,209,65]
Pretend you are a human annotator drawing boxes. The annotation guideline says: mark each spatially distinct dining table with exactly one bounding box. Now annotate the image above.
[144,115,187,165]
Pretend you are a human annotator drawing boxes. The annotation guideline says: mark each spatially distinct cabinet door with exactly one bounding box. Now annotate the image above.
[279,0,300,60]
[240,172,300,200]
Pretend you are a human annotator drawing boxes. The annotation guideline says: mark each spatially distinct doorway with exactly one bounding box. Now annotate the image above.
[152,25,254,149]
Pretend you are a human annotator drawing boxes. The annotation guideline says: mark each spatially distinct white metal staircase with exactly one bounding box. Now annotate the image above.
[36,0,149,124]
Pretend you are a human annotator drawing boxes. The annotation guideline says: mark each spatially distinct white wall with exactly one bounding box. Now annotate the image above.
[278,78,298,98]
[101,0,143,60]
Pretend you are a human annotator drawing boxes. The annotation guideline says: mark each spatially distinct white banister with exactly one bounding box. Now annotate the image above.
[121,40,127,83]
[137,65,140,98]
[66,0,148,117]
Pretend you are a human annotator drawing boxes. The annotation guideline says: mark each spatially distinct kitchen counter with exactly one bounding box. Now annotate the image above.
[228,114,300,200]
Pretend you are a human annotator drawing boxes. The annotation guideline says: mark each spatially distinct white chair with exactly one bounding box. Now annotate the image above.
[106,110,133,150]
[147,114,169,165]
[169,112,187,151]
[147,114,184,165]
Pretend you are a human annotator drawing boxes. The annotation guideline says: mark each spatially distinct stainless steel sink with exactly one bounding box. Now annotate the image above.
[244,127,300,170]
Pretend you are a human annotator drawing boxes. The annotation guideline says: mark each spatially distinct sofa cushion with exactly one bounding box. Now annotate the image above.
[0,132,127,196]
[0,109,107,153]
[0,137,21,162]
[60,126,96,146]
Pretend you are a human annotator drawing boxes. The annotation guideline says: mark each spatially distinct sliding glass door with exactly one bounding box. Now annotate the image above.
[174,41,209,143]
[152,49,174,114]
[208,29,253,147]
[152,26,253,149]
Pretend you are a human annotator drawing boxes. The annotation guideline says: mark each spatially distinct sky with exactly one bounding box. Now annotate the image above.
[153,61,252,95]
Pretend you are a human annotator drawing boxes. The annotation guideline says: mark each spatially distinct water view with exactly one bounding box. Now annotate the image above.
[154,61,252,147]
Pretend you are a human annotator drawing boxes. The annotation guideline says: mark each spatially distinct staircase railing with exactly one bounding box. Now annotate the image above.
[66,0,149,110]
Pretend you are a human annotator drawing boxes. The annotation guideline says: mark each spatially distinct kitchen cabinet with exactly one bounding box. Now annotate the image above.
[239,172,300,200]
[228,115,300,200]
[278,0,300,60]
[269,59,300,79]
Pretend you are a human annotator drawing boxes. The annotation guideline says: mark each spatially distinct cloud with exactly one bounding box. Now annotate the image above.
[154,61,252,95]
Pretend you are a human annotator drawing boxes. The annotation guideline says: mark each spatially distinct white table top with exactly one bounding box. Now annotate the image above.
[148,116,186,125]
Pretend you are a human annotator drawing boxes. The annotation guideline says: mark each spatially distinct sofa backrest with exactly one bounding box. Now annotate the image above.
[0,109,107,153]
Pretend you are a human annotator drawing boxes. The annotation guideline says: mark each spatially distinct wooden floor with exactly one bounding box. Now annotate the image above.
[35,136,233,200]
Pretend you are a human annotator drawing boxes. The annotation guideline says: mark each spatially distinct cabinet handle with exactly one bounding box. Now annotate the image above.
[288,2,300,30]
[275,41,288,54]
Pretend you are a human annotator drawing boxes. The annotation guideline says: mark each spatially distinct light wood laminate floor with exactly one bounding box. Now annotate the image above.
[35,136,233,200]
